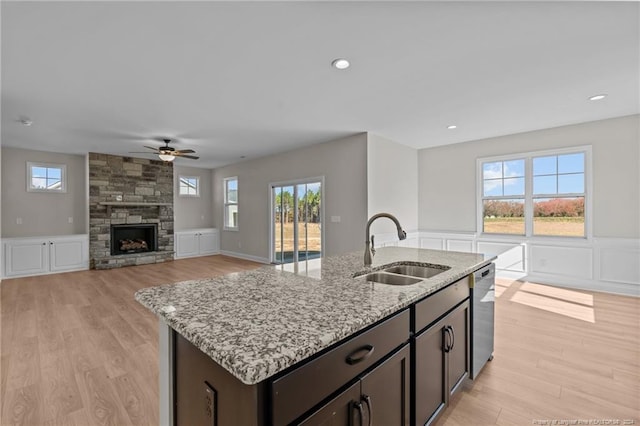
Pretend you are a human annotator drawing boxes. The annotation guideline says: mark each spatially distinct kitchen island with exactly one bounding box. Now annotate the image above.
[135,247,495,425]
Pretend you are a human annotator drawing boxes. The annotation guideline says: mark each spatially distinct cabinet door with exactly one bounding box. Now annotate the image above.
[360,344,410,426]
[198,231,219,255]
[298,382,360,426]
[414,316,448,426]
[4,240,49,277]
[447,301,470,396]
[49,238,85,272]
[175,232,199,258]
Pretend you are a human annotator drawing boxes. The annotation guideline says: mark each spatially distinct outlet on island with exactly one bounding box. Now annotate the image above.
[204,382,216,425]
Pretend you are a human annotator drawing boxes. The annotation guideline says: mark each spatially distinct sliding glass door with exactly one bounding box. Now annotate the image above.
[272,180,322,264]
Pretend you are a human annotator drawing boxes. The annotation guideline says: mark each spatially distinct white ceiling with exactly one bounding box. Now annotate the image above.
[2,1,638,168]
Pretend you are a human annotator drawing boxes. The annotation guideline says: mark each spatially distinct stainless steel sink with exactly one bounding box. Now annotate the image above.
[383,264,449,279]
[361,272,422,286]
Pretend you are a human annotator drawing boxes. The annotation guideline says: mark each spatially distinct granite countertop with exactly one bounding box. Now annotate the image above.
[134,246,494,385]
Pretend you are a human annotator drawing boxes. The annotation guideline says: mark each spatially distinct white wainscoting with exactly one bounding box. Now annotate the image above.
[374,230,639,296]
[530,244,592,279]
[476,241,526,272]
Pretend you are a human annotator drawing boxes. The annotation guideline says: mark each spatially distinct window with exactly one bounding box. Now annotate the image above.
[224,177,238,230]
[532,153,585,236]
[479,147,589,238]
[482,159,526,235]
[27,162,66,193]
[179,176,200,197]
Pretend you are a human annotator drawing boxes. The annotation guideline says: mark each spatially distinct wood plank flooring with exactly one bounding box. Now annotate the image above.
[1,255,261,426]
[1,256,638,425]
[435,278,640,426]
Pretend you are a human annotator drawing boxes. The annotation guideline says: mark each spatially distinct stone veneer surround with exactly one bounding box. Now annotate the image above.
[89,153,174,269]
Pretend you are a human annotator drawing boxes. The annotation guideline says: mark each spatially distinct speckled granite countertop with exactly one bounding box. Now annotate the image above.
[135,247,494,385]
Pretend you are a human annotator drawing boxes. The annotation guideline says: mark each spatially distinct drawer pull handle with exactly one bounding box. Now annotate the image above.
[346,345,374,365]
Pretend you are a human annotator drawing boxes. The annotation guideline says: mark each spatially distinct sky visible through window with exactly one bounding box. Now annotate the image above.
[31,166,62,190]
[179,177,198,195]
[226,179,238,202]
[483,153,584,197]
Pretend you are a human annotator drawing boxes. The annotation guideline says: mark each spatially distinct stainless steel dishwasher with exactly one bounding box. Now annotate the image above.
[470,263,495,379]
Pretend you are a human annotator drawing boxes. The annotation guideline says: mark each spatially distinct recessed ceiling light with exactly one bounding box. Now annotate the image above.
[589,94,607,101]
[447,125,457,130]
[331,58,350,70]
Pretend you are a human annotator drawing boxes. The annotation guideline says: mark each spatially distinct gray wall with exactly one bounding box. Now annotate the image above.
[212,133,368,260]
[367,133,418,235]
[174,165,214,230]
[1,147,87,237]
[418,114,640,238]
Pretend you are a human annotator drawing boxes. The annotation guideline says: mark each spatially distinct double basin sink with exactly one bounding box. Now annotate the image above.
[358,264,450,286]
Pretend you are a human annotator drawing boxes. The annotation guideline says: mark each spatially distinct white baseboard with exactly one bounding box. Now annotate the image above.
[219,250,271,264]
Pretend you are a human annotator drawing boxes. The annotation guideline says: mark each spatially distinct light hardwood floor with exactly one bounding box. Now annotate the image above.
[435,278,640,426]
[1,256,638,425]
[1,255,261,426]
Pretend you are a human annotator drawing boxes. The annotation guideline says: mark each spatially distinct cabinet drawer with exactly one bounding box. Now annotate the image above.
[271,309,410,426]
[414,276,469,333]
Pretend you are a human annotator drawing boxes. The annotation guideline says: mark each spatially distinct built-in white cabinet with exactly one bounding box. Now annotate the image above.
[2,234,89,278]
[175,228,220,259]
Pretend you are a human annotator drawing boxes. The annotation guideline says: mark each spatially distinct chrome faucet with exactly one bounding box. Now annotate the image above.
[364,213,407,266]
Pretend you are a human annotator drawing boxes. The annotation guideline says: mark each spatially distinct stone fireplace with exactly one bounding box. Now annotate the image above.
[89,153,174,269]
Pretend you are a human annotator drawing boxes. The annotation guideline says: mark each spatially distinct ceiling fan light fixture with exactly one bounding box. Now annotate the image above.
[158,154,176,162]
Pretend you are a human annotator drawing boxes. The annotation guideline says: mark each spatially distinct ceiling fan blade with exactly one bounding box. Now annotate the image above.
[175,154,199,160]
[143,146,160,151]
[174,149,196,154]
[128,151,155,154]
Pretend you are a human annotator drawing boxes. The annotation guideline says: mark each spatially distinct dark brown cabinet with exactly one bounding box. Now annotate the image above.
[299,344,410,426]
[414,300,470,426]
[272,310,410,425]
[172,272,480,426]
[298,382,360,426]
[360,343,411,425]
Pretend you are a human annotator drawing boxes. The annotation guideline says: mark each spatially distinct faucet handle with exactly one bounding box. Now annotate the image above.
[370,235,376,257]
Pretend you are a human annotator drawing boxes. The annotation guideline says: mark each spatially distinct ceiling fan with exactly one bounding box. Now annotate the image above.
[130,139,199,162]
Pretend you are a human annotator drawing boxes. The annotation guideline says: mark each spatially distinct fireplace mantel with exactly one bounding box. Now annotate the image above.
[99,202,173,206]
[99,201,173,215]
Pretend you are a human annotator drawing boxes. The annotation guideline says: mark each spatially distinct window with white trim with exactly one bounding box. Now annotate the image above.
[178,176,200,197]
[479,147,589,238]
[27,162,67,193]
[224,177,238,230]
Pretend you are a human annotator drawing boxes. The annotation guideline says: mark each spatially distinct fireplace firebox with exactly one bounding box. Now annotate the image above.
[110,224,158,256]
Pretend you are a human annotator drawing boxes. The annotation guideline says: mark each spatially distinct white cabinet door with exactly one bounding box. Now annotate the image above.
[5,240,49,277]
[50,238,86,272]
[175,232,199,258]
[198,231,219,255]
